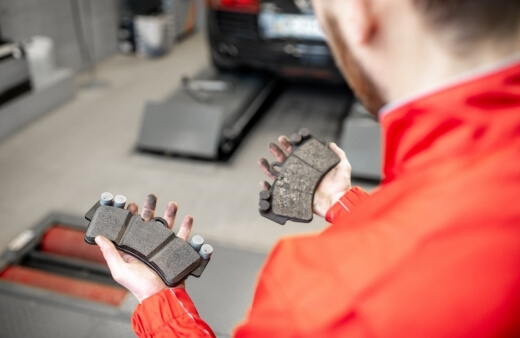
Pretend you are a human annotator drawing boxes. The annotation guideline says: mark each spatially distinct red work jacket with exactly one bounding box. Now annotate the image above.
[132,58,520,337]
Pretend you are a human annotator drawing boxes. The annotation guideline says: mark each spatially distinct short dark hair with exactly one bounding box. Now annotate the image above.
[413,0,520,46]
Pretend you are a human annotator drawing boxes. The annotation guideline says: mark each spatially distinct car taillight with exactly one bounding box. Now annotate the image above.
[212,0,260,13]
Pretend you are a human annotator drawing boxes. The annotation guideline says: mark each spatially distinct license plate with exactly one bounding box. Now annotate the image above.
[258,12,325,41]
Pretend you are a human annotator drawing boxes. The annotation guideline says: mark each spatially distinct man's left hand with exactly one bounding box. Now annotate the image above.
[95,194,194,303]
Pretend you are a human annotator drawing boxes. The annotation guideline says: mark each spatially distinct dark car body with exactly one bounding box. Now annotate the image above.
[207,0,343,82]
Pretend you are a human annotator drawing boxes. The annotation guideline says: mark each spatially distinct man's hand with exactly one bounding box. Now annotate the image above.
[258,135,352,218]
[95,194,194,303]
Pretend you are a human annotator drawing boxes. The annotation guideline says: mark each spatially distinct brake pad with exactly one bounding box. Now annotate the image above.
[84,193,212,287]
[259,129,340,225]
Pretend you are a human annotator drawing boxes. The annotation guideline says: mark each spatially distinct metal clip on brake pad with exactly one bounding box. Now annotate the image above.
[84,193,212,287]
[259,129,340,225]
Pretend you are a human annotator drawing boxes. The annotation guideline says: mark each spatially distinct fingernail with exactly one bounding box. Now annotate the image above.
[166,202,177,218]
[145,194,157,209]
[127,202,138,214]
[185,215,194,227]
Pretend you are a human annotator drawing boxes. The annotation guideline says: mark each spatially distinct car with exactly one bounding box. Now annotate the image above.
[207,0,343,82]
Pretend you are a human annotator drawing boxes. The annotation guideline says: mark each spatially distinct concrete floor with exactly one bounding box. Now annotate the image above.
[0,32,379,336]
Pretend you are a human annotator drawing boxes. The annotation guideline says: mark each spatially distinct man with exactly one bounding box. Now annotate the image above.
[95,0,520,336]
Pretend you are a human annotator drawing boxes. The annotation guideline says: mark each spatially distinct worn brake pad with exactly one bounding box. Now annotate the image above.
[84,193,212,286]
[259,129,340,225]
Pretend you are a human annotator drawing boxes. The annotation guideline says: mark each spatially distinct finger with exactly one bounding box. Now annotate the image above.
[176,215,193,241]
[141,194,157,221]
[163,202,178,230]
[329,142,352,172]
[95,236,125,279]
[329,142,347,161]
[268,142,287,162]
[259,180,271,191]
[127,202,138,215]
[278,135,293,154]
[121,252,137,263]
[258,157,276,180]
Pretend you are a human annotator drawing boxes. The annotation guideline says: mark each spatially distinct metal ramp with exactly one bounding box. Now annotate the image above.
[0,213,137,338]
[0,213,266,338]
[136,67,279,160]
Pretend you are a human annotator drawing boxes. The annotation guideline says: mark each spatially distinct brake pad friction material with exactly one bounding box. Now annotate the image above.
[85,198,211,286]
[259,129,340,225]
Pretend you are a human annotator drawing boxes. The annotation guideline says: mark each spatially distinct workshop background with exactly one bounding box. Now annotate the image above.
[0,1,380,337]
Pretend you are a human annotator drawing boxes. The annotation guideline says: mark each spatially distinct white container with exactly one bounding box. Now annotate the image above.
[25,36,57,89]
[134,15,169,58]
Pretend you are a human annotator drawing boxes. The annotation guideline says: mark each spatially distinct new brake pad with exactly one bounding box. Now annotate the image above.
[259,129,340,225]
[84,193,212,287]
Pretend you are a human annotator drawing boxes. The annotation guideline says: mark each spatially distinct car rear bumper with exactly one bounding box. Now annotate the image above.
[208,10,342,81]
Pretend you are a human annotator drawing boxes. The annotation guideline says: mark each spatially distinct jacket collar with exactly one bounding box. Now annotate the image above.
[379,56,520,183]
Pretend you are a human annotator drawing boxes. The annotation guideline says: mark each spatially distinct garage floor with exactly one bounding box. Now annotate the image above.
[0,32,378,337]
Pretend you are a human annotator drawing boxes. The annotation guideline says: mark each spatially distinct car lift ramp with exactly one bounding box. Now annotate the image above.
[0,213,266,338]
[136,67,279,160]
[0,213,137,338]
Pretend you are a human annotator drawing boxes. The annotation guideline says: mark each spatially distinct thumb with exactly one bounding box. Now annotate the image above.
[329,142,347,161]
[95,236,125,273]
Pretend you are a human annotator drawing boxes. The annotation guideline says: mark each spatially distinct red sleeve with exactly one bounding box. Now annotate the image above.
[131,288,215,338]
[325,186,370,223]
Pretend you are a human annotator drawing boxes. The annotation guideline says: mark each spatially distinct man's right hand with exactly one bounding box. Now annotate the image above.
[258,135,352,218]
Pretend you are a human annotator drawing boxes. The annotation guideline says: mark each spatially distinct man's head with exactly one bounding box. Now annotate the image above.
[312,0,520,116]
[413,0,520,50]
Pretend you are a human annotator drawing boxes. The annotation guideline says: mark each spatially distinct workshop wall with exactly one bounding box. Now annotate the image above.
[0,0,119,71]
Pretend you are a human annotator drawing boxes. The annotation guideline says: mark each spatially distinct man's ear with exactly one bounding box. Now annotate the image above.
[347,0,377,45]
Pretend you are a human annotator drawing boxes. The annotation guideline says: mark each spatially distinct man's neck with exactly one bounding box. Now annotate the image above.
[380,51,520,117]
[383,35,520,103]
